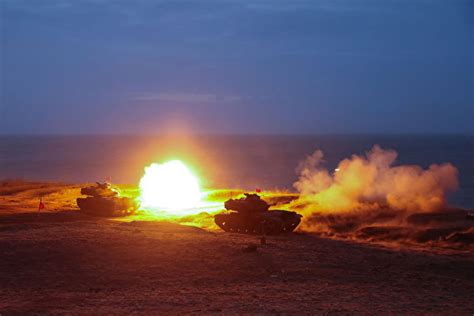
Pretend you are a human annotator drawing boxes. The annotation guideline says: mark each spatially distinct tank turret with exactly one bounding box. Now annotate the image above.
[215,193,302,235]
[77,182,138,217]
[224,193,270,213]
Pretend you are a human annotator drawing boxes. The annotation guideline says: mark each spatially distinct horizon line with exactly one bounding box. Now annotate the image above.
[1,132,473,137]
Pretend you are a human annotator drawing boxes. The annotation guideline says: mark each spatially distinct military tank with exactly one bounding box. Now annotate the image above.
[214,193,302,235]
[77,182,139,217]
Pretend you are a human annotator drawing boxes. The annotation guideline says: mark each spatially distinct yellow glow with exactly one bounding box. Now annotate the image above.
[139,160,202,215]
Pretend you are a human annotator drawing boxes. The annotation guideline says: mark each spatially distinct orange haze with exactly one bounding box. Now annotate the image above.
[293,145,458,217]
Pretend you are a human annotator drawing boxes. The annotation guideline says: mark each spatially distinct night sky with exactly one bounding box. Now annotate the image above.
[1,0,473,134]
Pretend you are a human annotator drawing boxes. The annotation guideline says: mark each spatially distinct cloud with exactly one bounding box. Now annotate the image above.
[133,93,216,103]
[132,92,242,104]
[244,0,396,13]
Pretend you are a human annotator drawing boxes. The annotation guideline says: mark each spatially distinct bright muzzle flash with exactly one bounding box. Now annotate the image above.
[139,160,202,215]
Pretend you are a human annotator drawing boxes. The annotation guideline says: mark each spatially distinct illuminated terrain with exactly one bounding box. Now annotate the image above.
[0,148,472,315]
[0,180,473,314]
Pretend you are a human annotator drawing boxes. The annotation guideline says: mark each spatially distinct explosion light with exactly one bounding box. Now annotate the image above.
[139,160,202,215]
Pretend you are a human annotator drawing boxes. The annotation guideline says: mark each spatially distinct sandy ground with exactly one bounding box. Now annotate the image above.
[1,181,473,314]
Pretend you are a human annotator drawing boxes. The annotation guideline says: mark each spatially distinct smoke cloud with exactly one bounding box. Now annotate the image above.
[290,146,474,249]
[294,145,458,214]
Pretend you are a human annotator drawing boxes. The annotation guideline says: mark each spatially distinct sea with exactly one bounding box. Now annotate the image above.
[0,134,472,209]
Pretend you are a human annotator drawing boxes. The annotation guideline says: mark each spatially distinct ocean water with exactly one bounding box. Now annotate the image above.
[0,134,472,208]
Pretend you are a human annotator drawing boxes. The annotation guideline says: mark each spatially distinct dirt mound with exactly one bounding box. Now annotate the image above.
[123,220,209,234]
[303,208,474,249]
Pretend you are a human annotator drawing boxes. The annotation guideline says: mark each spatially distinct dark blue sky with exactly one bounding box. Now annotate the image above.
[1,0,473,134]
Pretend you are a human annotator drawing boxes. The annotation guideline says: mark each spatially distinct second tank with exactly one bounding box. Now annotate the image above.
[214,193,302,235]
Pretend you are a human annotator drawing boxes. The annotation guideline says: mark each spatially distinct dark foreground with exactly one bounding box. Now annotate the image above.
[1,211,473,315]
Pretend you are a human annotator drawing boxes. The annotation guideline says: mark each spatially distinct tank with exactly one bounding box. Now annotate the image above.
[214,193,302,235]
[76,182,139,217]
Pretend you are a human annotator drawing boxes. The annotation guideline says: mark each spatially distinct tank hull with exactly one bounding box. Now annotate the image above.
[214,210,302,235]
[77,196,138,217]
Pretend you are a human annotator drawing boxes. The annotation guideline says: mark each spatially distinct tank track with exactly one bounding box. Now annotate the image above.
[214,210,302,235]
